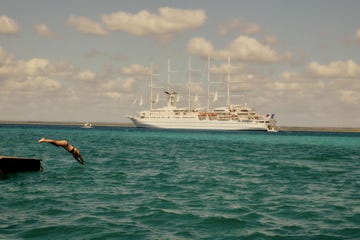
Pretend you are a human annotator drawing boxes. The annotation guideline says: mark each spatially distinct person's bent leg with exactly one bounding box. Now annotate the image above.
[38,138,68,147]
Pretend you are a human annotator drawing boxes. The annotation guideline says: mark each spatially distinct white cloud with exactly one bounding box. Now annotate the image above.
[338,90,360,104]
[280,71,298,80]
[269,81,302,91]
[0,47,14,64]
[0,57,58,77]
[34,24,59,39]
[121,77,136,92]
[0,47,136,122]
[308,60,360,78]
[120,64,149,76]
[209,63,243,75]
[67,15,108,36]
[217,19,261,35]
[76,70,96,81]
[0,58,34,77]
[263,70,328,93]
[0,15,19,35]
[187,38,214,58]
[101,7,206,42]
[102,77,136,94]
[356,28,360,42]
[228,36,281,62]
[102,80,118,91]
[187,35,283,62]
[3,76,61,91]
[25,58,51,76]
[103,91,123,100]
[0,48,75,78]
[264,35,278,45]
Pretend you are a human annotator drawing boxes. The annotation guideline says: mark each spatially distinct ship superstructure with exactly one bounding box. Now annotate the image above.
[127,57,277,131]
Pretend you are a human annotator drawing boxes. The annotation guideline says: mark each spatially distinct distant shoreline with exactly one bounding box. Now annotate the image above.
[1,121,360,133]
[278,126,360,133]
[0,121,131,127]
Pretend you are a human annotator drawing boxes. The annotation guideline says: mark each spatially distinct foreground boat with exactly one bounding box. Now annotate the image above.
[127,57,278,132]
[0,156,42,175]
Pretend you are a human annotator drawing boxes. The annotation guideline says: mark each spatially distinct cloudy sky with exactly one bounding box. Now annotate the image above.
[1,0,360,127]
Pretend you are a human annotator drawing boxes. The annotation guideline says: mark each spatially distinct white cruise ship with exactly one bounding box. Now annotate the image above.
[127,90,277,131]
[127,57,278,131]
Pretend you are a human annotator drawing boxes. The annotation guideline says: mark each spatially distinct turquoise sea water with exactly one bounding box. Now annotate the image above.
[0,124,359,239]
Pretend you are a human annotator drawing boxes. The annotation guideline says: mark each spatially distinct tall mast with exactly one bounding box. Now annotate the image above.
[188,56,192,111]
[167,58,170,91]
[207,56,210,111]
[227,56,231,108]
[167,58,177,90]
[150,63,154,110]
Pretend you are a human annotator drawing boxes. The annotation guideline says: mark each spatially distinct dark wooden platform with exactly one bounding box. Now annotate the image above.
[0,156,42,175]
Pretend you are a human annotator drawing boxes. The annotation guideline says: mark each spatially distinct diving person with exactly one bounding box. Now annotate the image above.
[38,138,84,165]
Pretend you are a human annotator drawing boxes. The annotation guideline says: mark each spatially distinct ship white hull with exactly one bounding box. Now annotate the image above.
[128,117,272,131]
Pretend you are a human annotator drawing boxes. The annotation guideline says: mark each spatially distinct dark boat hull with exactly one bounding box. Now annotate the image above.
[0,156,42,175]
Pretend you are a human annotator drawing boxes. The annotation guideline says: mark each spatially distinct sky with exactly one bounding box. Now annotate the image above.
[1,0,360,127]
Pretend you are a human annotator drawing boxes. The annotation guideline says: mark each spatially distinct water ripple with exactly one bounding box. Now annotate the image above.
[1,126,359,239]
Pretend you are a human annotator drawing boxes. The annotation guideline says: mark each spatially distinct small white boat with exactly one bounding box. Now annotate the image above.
[267,126,279,132]
[82,123,93,129]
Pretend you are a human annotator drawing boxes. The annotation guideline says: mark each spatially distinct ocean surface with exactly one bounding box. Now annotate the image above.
[0,124,359,239]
